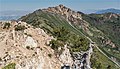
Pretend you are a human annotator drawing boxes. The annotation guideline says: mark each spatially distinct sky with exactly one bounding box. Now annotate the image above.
[0,0,120,13]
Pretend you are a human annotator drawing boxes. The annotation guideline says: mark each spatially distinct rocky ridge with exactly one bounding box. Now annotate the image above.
[0,21,73,69]
[42,4,92,38]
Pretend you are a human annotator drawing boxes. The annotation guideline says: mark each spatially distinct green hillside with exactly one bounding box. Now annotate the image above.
[81,13,120,62]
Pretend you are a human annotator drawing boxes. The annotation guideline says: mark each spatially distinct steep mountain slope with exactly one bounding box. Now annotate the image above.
[83,13,120,46]
[82,13,120,63]
[19,5,120,69]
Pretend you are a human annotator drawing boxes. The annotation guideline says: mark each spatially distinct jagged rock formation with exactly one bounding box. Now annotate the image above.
[42,4,82,20]
[42,4,92,38]
[72,43,93,69]
[59,44,73,67]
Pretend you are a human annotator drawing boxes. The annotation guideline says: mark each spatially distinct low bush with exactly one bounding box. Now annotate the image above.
[3,23,11,29]
[50,39,64,50]
[48,54,52,58]
[15,25,26,31]
[2,63,16,69]
[26,46,30,49]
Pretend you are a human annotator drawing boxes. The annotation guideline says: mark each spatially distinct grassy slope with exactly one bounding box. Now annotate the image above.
[82,13,120,46]
[20,11,82,35]
[81,13,120,63]
[91,47,119,69]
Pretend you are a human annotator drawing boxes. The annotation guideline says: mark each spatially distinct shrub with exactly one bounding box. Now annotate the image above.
[53,27,69,42]
[26,46,30,49]
[68,34,89,52]
[48,54,52,58]
[15,25,26,31]
[3,23,11,29]
[2,63,16,69]
[50,39,64,50]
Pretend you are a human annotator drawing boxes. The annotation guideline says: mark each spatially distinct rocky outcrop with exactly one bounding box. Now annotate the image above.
[72,43,93,69]
[42,4,92,37]
[59,44,73,67]
[42,4,83,25]
[99,36,116,48]
[0,21,71,69]
[42,4,82,20]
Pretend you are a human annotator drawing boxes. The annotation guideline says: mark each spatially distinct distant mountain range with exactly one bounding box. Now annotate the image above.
[0,10,31,20]
[0,16,20,21]
[0,8,120,20]
[96,8,120,14]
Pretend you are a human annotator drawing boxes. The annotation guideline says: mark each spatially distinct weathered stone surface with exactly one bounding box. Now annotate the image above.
[59,44,73,67]
[0,21,70,69]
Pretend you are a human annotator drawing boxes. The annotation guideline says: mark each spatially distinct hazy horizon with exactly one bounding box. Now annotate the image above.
[0,0,120,13]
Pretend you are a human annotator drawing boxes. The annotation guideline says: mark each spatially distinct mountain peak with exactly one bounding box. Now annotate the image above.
[58,4,64,8]
[42,5,82,20]
[42,4,71,12]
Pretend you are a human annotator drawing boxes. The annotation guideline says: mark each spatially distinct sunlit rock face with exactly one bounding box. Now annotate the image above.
[42,4,82,20]
[24,36,37,48]
[59,44,73,67]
